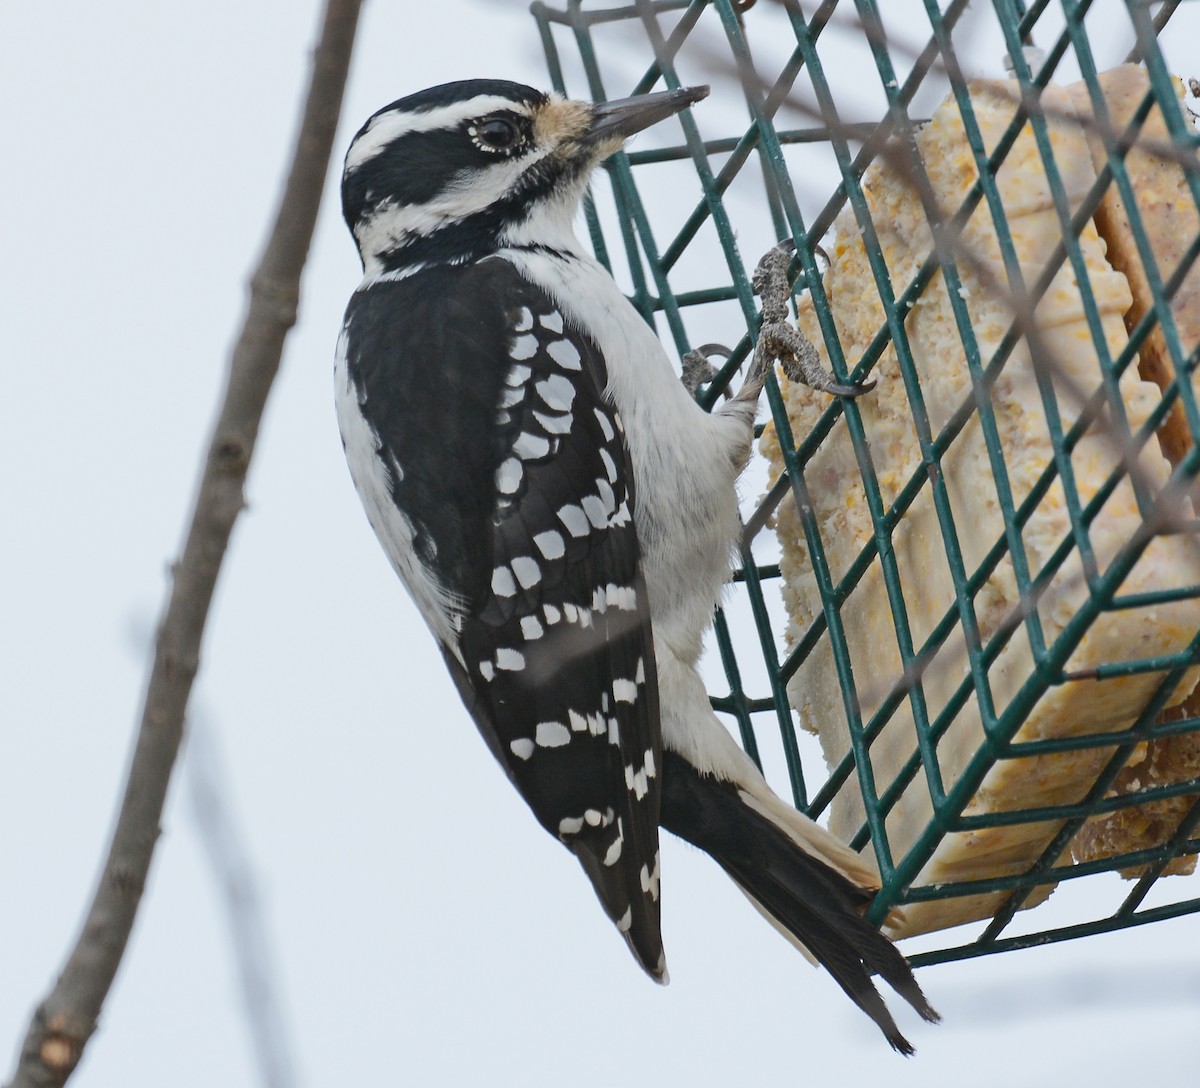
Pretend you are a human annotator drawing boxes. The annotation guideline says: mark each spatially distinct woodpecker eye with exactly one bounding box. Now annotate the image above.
[472,117,522,153]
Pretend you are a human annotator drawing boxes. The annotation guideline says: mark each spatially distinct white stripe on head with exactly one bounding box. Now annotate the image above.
[346,95,532,174]
[354,150,557,273]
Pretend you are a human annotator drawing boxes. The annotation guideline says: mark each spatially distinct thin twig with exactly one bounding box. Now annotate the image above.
[188,718,300,1088]
[4,3,362,1085]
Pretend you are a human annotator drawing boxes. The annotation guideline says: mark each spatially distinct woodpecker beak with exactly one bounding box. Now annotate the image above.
[587,86,709,146]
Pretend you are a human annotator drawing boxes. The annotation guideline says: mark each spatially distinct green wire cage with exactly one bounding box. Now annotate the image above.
[529,0,1200,966]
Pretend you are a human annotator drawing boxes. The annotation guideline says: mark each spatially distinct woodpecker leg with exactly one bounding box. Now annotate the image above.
[680,343,735,400]
[752,241,876,399]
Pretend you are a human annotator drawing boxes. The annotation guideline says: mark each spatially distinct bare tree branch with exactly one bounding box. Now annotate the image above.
[5,2,362,1084]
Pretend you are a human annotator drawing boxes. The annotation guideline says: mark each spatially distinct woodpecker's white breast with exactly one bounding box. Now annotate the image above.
[500,246,752,667]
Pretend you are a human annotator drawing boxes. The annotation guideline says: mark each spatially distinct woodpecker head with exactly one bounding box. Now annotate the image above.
[342,79,708,275]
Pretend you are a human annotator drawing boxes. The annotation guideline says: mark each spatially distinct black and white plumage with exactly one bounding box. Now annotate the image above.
[335,78,937,1052]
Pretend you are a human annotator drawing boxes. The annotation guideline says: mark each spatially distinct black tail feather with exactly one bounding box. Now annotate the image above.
[724,861,936,1054]
[660,751,939,1053]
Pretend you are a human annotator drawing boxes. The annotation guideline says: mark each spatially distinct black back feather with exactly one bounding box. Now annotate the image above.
[343,257,665,977]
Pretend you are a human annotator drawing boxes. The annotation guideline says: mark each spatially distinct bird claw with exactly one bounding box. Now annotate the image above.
[752,239,876,400]
[821,377,877,398]
[774,330,878,398]
[681,342,735,399]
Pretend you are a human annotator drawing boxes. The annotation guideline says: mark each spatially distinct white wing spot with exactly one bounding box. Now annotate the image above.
[599,448,618,483]
[533,530,565,560]
[510,738,534,760]
[546,338,581,370]
[511,555,541,589]
[539,310,564,333]
[495,648,526,671]
[613,679,637,704]
[479,661,495,682]
[513,307,534,332]
[533,410,573,434]
[514,432,551,461]
[604,834,623,867]
[536,374,576,413]
[559,815,583,836]
[607,717,620,746]
[568,709,589,732]
[496,458,522,495]
[640,853,661,899]
[535,720,571,748]
[594,408,615,441]
[543,603,562,624]
[558,504,590,538]
[509,335,538,361]
[505,365,531,388]
[644,748,657,779]
[608,584,637,611]
[584,808,603,827]
[635,656,646,684]
[492,566,516,597]
[582,494,608,529]
[520,615,544,640]
[562,603,579,623]
[595,478,616,513]
[617,906,632,932]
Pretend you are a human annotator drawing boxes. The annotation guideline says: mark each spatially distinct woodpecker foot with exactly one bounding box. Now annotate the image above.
[681,343,736,399]
[752,240,876,399]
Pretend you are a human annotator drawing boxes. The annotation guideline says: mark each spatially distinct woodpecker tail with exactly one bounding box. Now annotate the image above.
[659,751,939,1055]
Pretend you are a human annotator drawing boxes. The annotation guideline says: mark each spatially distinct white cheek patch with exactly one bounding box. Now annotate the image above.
[355,149,554,264]
[445,152,550,211]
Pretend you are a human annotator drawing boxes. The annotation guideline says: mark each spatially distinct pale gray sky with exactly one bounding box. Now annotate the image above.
[3,2,1199,1085]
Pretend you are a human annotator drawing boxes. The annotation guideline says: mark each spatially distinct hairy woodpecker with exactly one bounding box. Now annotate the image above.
[335,79,937,1052]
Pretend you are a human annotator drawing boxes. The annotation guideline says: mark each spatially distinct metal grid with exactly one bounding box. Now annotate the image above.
[530,0,1200,965]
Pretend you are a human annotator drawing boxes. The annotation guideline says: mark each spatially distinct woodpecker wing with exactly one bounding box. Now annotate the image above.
[339,257,665,977]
